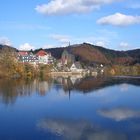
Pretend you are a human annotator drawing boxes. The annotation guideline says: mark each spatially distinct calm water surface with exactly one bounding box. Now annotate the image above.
[0,76,140,140]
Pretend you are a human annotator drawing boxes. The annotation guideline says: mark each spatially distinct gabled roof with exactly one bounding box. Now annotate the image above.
[62,50,69,56]
[36,50,48,56]
[18,51,29,56]
[73,62,82,69]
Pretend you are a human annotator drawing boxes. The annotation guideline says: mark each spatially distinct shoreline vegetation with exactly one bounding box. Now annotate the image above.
[104,65,140,77]
[0,45,140,79]
[0,61,140,79]
[0,47,52,79]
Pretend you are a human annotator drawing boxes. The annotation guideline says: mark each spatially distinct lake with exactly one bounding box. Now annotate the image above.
[0,76,140,140]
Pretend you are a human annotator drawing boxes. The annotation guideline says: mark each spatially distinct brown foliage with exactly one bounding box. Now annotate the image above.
[71,44,109,64]
[113,57,134,65]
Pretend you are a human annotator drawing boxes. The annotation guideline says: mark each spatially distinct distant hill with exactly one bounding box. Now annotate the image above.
[0,44,17,52]
[126,49,140,63]
[45,47,65,59]
[0,43,139,66]
[45,43,138,65]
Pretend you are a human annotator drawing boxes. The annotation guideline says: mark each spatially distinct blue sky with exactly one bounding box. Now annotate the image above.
[0,0,140,50]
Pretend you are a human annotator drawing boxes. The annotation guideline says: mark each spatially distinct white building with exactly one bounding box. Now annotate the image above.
[70,62,83,73]
[36,50,53,64]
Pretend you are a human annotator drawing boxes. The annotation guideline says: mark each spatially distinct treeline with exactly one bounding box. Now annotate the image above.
[0,47,51,79]
[46,43,140,65]
[0,45,140,79]
[104,65,140,76]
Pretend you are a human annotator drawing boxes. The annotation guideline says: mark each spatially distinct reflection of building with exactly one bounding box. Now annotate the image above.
[38,81,49,96]
[70,75,83,85]
[53,76,83,97]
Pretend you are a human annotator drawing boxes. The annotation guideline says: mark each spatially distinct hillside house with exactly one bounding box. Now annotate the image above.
[36,50,54,64]
[70,62,83,73]
[18,51,38,64]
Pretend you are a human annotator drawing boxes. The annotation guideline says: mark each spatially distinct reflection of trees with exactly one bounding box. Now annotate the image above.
[1,76,140,104]
[37,79,53,96]
[37,118,128,140]
[0,79,53,105]
[0,80,19,104]
[74,76,140,93]
[54,76,140,94]
[75,77,106,92]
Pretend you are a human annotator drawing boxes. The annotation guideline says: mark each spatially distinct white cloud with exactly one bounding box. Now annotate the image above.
[35,0,120,15]
[73,29,118,48]
[37,118,127,140]
[19,43,35,50]
[98,108,140,121]
[49,30,117,48]
[0,37,12,46]
[42,44,56,49]
[80,39,108,47]
[119,42,129,49]
[95,41,106,47]
[120,83,129,92]
[49,34,70,43]
[97,13,140,26]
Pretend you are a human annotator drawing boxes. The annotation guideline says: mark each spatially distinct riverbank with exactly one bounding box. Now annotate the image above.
[50,71,98,77]
[113,75,140,79]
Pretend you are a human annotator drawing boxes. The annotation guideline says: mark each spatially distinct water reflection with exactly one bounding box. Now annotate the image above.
[37,118,127,140]
[0,76,140,104]
[53,76,140,93]
[36,76,140,140]
[98,107,140,121]
[0,76,140,140]
[0,79,53,104]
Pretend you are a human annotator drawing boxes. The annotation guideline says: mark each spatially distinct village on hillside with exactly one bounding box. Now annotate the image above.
[1,43,140,78]
[17,49,104,75]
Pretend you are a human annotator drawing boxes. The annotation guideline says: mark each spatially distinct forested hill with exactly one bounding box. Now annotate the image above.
[0,44,17,51]
[45,43,140,65]
[0,43,140,65]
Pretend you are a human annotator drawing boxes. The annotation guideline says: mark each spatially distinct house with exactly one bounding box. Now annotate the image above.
[17,51,38,64]
[36,50,54,64]
[18,50,54,65]
[70,62,83,73]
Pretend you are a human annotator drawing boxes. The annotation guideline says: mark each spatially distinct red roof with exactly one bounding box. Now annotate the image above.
[36,50,47,56]
[18,51,28,56]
